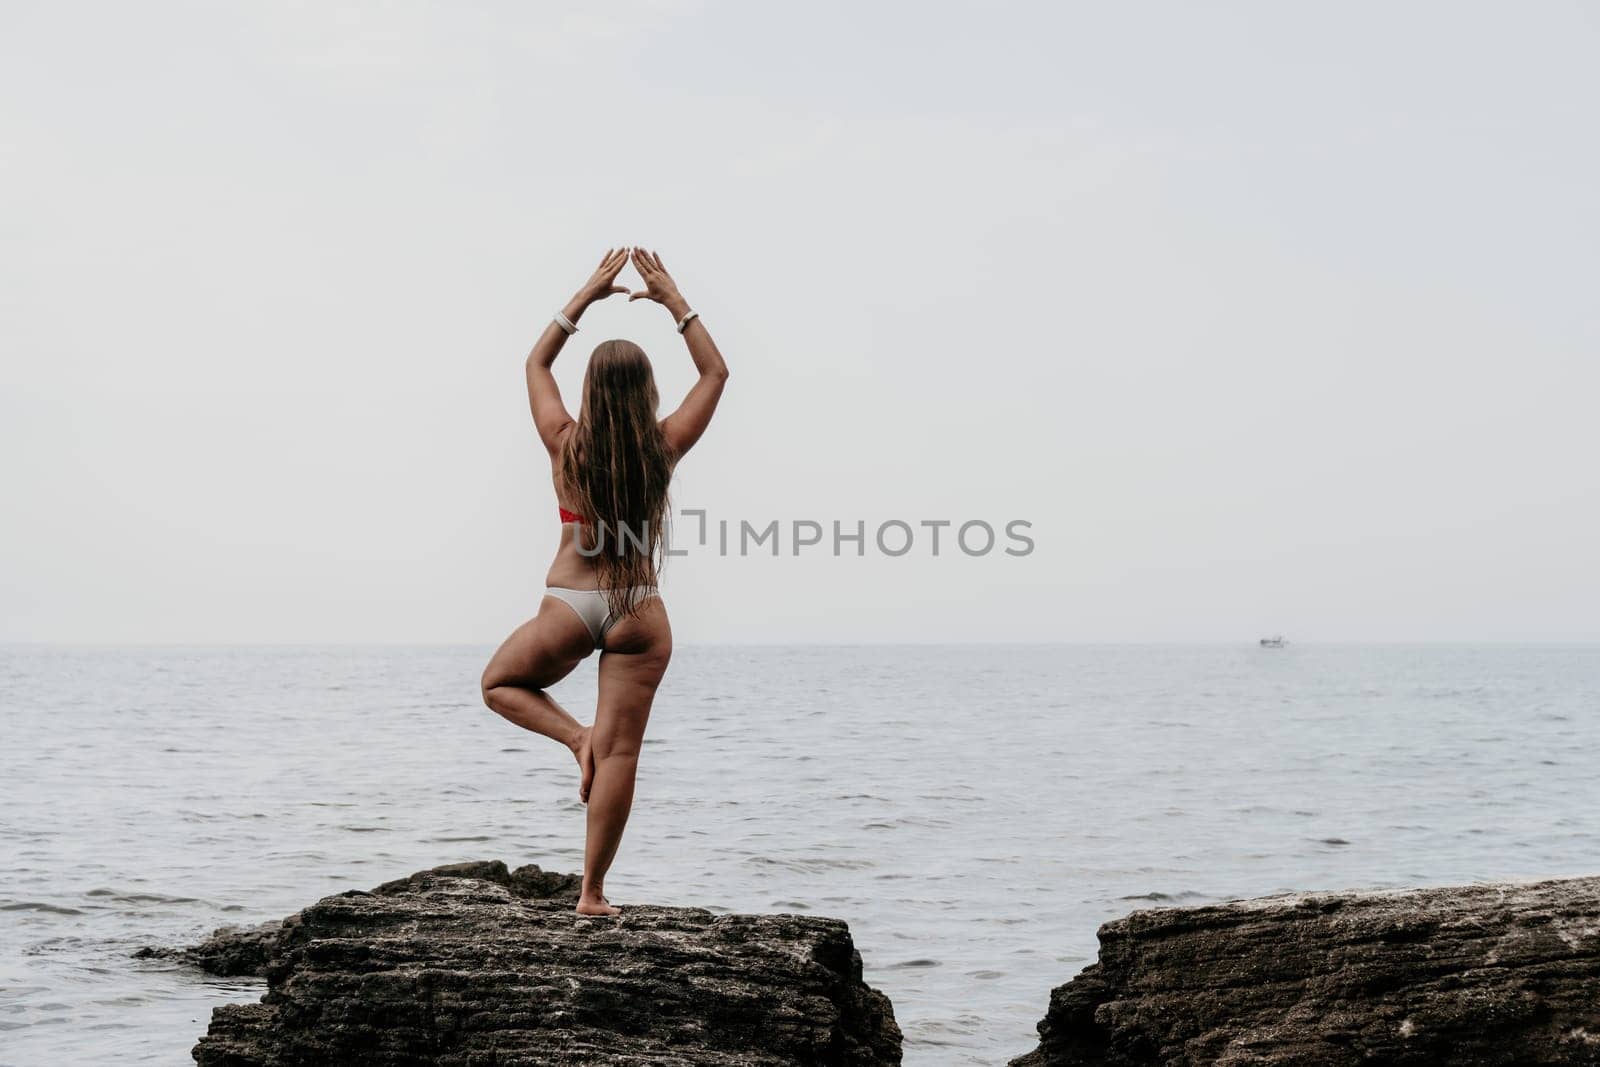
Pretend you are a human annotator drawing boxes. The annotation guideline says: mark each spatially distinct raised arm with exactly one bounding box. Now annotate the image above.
[628,248,729,458]
[525,248,631,454]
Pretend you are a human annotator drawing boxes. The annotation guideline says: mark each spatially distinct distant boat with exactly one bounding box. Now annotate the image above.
[1259,635,1287,648]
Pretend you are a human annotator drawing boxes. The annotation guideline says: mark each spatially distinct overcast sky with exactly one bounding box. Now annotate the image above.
[3,2,1597,644]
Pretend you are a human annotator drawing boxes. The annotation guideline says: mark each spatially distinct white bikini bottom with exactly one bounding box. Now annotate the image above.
[544,586,660,645]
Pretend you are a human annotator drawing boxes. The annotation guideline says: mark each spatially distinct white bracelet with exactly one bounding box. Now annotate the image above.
[553,311,578,335]
[675,309,700,334]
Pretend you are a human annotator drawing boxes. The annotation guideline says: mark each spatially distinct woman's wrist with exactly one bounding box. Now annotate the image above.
[662,293,691,320]
[562,292,592,321]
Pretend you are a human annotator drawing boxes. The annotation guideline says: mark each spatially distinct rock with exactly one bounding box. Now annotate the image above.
[135,918,285,978]
[368,858,582,904]
[1011,875,1600,1066]
[178,861,900,1066]
[136,861,578,979]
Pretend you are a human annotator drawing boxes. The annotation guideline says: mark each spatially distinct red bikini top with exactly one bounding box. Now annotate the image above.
[558,506,588,525]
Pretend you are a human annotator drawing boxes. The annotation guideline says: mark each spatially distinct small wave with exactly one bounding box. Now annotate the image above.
[746,855,874,872]
[2,901,84,915]
[0,983,49,997]
[887,958,941,969]
[83,889,201,905]
[429,835,496,843]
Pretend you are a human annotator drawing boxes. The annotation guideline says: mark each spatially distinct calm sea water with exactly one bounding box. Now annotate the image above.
[2,644,1597,1065]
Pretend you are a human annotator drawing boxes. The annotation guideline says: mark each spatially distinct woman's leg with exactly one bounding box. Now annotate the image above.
[481,597,600,799]
[577,598,672,915]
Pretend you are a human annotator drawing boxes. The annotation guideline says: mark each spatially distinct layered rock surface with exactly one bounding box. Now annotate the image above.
[158,861,901,1066]
[1012,875,1600,1066]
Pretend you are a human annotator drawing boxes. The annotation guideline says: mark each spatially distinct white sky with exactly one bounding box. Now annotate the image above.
[3,1,1598,644]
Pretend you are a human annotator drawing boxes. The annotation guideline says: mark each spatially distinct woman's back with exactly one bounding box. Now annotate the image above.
[544,339,675,613]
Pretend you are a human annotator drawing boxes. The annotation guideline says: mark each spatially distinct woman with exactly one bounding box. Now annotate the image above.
[481,247,729,917]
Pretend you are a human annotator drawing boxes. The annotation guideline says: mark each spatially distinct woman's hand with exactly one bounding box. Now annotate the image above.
[576,248,632,305]
[627,248,688,313]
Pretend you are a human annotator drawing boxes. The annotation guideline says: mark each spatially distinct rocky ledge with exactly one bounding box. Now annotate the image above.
[145,860,901,1066]
[1012,874,1600,1066]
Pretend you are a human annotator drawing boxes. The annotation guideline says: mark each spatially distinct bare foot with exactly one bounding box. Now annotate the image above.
[567,725,595,803]
[575,893,619,916]
[574,727,596,803]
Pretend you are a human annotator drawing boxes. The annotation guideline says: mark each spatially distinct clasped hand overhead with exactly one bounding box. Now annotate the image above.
[576,247,683,310]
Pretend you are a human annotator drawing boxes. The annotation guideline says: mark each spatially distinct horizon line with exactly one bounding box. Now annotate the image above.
[4,639,1600,649]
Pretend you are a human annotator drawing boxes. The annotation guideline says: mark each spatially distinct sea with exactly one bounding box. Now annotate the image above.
[2,643,1597,1065]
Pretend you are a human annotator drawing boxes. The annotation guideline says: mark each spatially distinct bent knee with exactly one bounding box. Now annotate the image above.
[481,679,542,712]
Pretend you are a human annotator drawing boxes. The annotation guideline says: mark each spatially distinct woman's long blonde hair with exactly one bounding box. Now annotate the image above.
[559,339,674,622]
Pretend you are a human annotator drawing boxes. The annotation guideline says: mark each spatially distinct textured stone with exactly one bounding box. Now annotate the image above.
[136,861,569,979]
[134,916,285,978]
[174,861,900,1066]
[1011,875,1600,1066]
